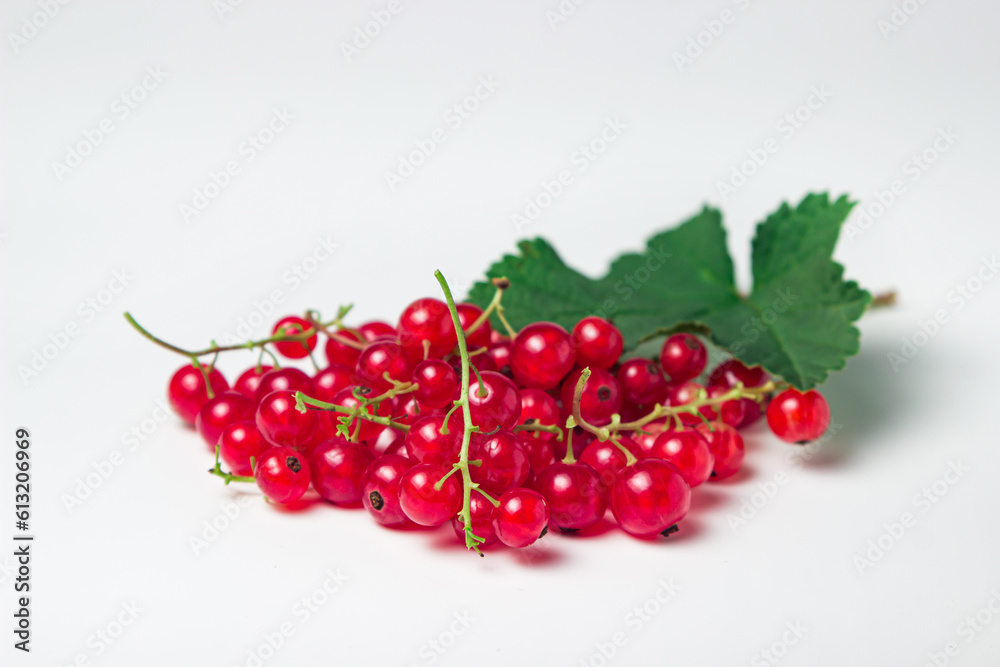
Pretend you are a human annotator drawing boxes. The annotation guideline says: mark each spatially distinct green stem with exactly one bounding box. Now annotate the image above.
[294,392,412,433]
[513,422,564,441]
[208,445,254,484]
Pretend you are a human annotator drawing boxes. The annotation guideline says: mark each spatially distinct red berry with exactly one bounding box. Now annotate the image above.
[456,302,492,350]
[324,329,364,368]
[533,462,608,531]
[631,420,669,458]
[647,429,714,487]
[233,366,273,401]
[411,359,458,410]
[522,436,556,475]
[253,367,315,404]
[699,384,746,427]
[487,341,511,375]
[509,322,575,390]
[398,298,457,359]
[696,423,745,480]
[571,316,624,370]
[404,414,463,466]
[659,333,707,382]
[468,370,522,432]
[272,316,317,360]
[356,339,413,393]
[579,436,642,488]
[668,381,707,427]
[196,391,255,449]
[611,459,691,538]
[492,488,549,548]
[766,388,830,443]
[452,493,498,548]
[468,430,530,494]
[560,368,622,427]
[358,321,396,342]
[708,360,770,427]
[218,420,269,476]
[362,455,415,527]
[309,437,375,505]
[328,386,389,442]
[517,388,560,441]
[168,364,228,425]
[256,390,318,448]
[312,364,357,402]
[254,447,311,504]
[398,463,463,526]
[617,359,669,406]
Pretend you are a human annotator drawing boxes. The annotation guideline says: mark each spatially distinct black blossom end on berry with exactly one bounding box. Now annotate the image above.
[661,524,679,538]
[559,527,579,534]
[710,471,717,478]
[794,439,810,446]
[369,491,384,511]
[597,386,612,402]
[538,525,549,540]
[286,456,302,473]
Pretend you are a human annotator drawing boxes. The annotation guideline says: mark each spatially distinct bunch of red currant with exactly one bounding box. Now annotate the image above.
[131,273,831,555]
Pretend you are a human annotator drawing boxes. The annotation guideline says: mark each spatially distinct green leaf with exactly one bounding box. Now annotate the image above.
[467,193,869,389]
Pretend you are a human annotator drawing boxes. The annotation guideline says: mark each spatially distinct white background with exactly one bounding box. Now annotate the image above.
[2,0,1000,665]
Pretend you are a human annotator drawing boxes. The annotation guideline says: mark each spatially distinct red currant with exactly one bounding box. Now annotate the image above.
[253,367,315,404]
[362,454,415,527]
[517,388,560,441]
[579,436,642,488]
[509,322,575,390]
[708,360,770,427]
[468,430,530,494]
[571,316,624,370]
[668,381,707,427]
[766,388,830,443]
[271,316,317,360]
[468,370,522,432]
[648,429,714,487]
[233,366,273,401]
[452,493,498,547]
[195,391,255,448]
[358,321,396,342]
[411,359,458,410]
[398,463,463,526]
[356,339,414,393]
[611,459,691,538]
[533,462,608,531]
[456,302,492,350]
[254,447,311,504]
[696,423,745,480]
[328,386,389,442]
[312,364,357,402]
[256,390,318,448]
[398,298,457,359]
[617,359,669,406]
[560,367,622,426]
[492,488,549,548]
[324,329,364,368]
[698,384,746,427]
[522,435,555,475]
[404,414,463,466]
[218,420,269,476]
[309,437,375,505]
[487,341,511,375]
[168,364,228,425]
[659,333,707,382]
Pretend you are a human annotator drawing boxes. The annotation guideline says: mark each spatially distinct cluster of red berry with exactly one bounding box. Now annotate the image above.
[143,276,831,554]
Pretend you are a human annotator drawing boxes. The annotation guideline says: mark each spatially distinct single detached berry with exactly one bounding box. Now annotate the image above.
[233,366,273,401]
[560,367,622,427]
[767,388,830,443]
[398,463,463,527]
[468,430,530,495]
[533,462,608,531]
[398,298,458,359]
[659,333,707,383]
[254,447,311,504]
[453,493,498,548]
[309,437,375,505]
[492,488,550,548]
[509,322,575,390]
[648,429,715,487]
[256,390,318,448]
[218,420,270,477]
[696,423,745,480]
[611,459,691,538]
[411,359,458,410]
[363,455,415,527]
[196,391,255,449]
[468,370,522,432]
[272,316,317,360]
[168,364,228,425]
[617,358,669,406]
[571,317,624,370]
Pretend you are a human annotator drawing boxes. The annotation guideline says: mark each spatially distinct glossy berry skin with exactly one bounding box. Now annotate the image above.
[696,423,745,480]
[398,464,463,527]
[404,414,463,466]
[509,322,575,390]
[254,447,311,504]
[632,421,669,458]
[533,462,608,531]
[309,437,375,505]
[398,298,458,359]
[362,455,415,527]
[324,329,364,369]
[579,436,642,488]
[611,459,691,538]
[668,381,707,427]
[767,388,830,443]
[517,388,560,442]
[233,366,273,401]
[617,359,669,406]
[708,360,770,427]
[356,340,414,393]
[411,359,458,410]
[256,390,318,448]
[468,371,522,432]
[522,436,555,475]
[659,333,708,383]
[272,316,317,360]
[487,342,511,375]
[329,386,390,442]
[253,367,315,404]
[492,488,550,548]
[168,364,229,425]
[571,317,624,370]
[195,391,255,448]
[698,384,746,428]
[452,493,498,548]
[561,368,622,427]
[218,420,270,476]
[456,303,492,350]
[648,430,715,487]
[468,430,530,495]
[312,364,356,403]
[358,321,396,342]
